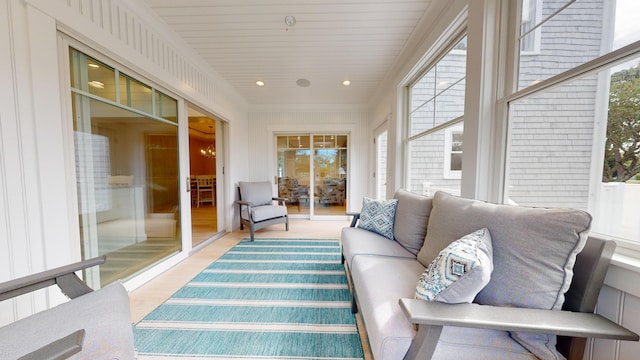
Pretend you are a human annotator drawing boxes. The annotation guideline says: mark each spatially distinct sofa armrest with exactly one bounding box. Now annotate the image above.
[346,212,360,227]
[399,298,639,360]
[18,329,85,360]
[0,256,106,301]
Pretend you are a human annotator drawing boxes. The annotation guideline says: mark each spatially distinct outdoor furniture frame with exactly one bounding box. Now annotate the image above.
[0,256,135,359]
[399,236,639,360]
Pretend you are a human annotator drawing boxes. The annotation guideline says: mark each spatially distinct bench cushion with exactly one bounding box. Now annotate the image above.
[341,227,414,266]
[351,255,535,360]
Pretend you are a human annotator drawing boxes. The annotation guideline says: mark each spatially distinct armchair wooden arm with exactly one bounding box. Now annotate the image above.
[399,299,639,360]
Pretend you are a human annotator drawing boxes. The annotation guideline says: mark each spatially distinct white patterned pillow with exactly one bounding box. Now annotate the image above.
[416,228,493,303]
[357,197,398,240]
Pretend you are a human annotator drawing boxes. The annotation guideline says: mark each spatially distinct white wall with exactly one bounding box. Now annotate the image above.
[0,0,249,325]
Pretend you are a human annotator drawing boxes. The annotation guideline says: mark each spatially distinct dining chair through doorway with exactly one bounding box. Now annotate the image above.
[196,175,215,207]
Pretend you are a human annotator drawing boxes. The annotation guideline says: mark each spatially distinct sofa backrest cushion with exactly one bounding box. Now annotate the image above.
[393,189,433,255]
[417,192,591,359]
[239,181,273,206]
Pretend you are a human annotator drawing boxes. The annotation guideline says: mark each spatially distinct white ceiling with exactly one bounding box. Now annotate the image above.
[142,0,433,105]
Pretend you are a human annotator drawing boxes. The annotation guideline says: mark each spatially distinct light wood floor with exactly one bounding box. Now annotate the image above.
[129,219,372,359]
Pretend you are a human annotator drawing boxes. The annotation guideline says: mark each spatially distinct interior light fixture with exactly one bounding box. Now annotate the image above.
[88,80,105,88]
[88,63,100,69]
[256,80,265,87]
[200,126,216,158]
[342,80,351,86]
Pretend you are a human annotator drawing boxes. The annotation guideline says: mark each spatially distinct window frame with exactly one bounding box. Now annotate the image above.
[505,0,640,253]
[404,31,468,194]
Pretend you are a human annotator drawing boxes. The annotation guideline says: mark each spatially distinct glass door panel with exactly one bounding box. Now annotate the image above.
[70,48,181,288]
[277,134,348,217]
[277,136,311,215]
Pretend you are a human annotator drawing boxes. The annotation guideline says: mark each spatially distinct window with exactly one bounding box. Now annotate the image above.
[406,35,467,196]
[444,126,463,179]
[519,0,542,53]
[506,0,640,247]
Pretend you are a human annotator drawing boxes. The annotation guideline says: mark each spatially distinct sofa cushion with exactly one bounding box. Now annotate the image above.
[341,227,414,266]
[432,327,537,360]
[0,282,134,359]
[417,191,591,359]
[393,190,433,255]
[239,181,273,206]
[350,255,535,360]
[416,228,493,303]
[357,197,398,240]
[350,256,424,360]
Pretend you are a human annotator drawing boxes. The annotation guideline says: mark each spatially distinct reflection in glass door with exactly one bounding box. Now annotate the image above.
[276,134,348,217]
[70,48,181,288]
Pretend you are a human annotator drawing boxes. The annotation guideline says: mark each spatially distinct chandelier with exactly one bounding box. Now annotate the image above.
[200,126,216,158]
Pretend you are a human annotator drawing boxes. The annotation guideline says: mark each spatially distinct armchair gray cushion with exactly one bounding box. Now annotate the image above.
[417,192,591,359]
[250,204,288,222]
[238,181,273,206]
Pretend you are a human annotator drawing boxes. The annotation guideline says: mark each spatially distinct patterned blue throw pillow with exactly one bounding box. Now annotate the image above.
[415,227,493,303]
[357,197,398,240]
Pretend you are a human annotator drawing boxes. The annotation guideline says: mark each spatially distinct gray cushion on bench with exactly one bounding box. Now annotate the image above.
[341,227,414,266]
[0,282,134,360]
[417,191,591,359]
[351,255,536,360]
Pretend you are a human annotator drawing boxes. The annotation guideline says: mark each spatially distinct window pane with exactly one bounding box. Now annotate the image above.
[73,96,181,288]
[518,0,640,91]
[409,36,467,137]
[119,73,153,114]
[507,57,640,242]
[407,124,462,197]
[156,90,178,123]
[70,49,116,102]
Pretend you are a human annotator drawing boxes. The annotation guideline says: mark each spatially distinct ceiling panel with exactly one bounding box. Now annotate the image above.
[143,0,433,104]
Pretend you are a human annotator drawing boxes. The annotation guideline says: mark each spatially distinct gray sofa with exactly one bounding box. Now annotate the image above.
[0,256,135,359]
[342,190,638,360]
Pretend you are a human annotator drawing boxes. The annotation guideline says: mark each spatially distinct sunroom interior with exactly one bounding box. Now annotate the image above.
[2,0,640,359]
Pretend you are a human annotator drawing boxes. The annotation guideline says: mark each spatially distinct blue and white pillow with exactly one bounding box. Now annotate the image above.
[416,228,493,303]
[357,197,398,240]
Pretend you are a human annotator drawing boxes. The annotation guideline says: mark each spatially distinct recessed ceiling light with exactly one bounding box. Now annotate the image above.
[256,80,265,87]
[342,80,351,86]
[296,78,311,87]
[88,63,100,69]
[88,81,104,88]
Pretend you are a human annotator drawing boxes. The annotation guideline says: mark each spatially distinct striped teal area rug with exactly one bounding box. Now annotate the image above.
[134,238,364,359]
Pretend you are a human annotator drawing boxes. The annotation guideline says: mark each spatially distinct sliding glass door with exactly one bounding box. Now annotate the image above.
[277,134,348,217]
[70,48,181,287]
